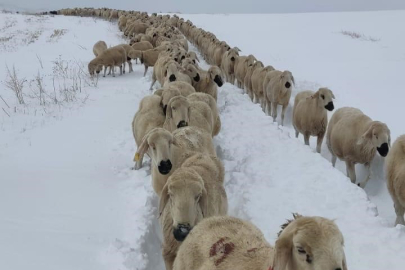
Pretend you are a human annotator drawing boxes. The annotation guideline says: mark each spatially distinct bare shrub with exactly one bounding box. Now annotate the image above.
[3,65,26,104]
[48,29,67,42]
[340,30,380,42]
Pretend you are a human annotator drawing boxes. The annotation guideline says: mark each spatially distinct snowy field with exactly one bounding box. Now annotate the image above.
[0,10,404,270]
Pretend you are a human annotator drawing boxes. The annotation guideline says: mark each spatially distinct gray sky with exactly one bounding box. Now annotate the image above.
[1,0,405,13]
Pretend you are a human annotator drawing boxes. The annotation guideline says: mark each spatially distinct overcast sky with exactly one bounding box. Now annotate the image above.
[1,0,405,13]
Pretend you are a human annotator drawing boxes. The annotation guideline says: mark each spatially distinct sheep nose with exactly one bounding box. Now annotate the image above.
[181,56,185,60]
[377,143,389,157]
[231,57,235,61]
[177,120,188,128]
[173,224,191,241]
[285,82,291,88]
[192,60,196,64]
[163,105,167,115]
[158,160,172,175]
[96,70,100,74]
[174,58,178,62]
[169,74,176,82]
[335,268,342,270]
[325,101,334,111]
[194,73,200,82]
[214,75,223,87]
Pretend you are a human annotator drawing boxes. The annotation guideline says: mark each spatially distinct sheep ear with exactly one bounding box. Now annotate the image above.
[291,75,296,86]
[273,230,294,270]
[199,186,208,217]
[234,46,241,52]
[159,184,170,217]
[196,55,200,62]
[134,135,149,162]
[357,125,374,145]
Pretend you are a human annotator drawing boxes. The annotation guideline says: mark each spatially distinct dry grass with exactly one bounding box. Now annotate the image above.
[340,30,380,42]
[48,29,68,42]
[3,65,26,104]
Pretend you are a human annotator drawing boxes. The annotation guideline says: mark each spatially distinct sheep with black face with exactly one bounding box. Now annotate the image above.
[293,88,336,153]
[326,107,391,188]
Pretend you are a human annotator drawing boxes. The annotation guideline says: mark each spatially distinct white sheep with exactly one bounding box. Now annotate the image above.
[135,127,216,196]
[92,40,107,57]
[88,46,126,77]
[187,92,221,136]
[173,214,347,270]
[192,66,223,101]
[244,61,264,101]
[163,63,201,87]
[386,135,405,225]
[326,107,391,188]
[220,47,240,84]
[159,151,227,270]
[234,54,256,89]
[264,70,295,126]
[293,88,335,153]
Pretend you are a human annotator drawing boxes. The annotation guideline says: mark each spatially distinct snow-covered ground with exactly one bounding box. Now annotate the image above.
[0,10,404,270]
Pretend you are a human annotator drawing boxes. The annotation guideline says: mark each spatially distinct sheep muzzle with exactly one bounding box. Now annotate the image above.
[377,143,389,157]
[214,75,223,87]
[158,160,172,175]
[325,102,334,111]
[173,224,191,241]
[169,74,176,82]
[194,73,200,82]
[177,121,188,128]
[285,82,291,88]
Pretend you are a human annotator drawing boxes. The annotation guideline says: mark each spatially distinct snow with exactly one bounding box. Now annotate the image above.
[0,10,404,270]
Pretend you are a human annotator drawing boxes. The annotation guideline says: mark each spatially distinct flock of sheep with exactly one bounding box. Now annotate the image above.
[50,7,405,270]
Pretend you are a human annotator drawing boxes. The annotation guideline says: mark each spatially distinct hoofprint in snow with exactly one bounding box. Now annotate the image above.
[0,11,404,270]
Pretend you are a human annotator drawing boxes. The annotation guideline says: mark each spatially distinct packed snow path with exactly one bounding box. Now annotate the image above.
[0,13,404,270]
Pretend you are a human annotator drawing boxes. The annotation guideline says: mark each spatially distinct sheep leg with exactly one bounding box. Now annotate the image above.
[281,104,288,126]
[345,161,356,184]
[272,102,278,122]
[331,154,337,167]
[107,66,111,75]
[128,61,133,72]
[358,163,372,188]
[122,63,125,74]
[394,200,405,225]
[135,58,138,64]
[143,65,149,77]
[149,78,157,90]
[103,66,107,77]
[304,133,310,145]
[316,133,325,153]
[266,100,272,116]
[112,66,116,77]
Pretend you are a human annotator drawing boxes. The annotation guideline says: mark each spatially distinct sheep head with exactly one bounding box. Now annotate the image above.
[159,167,207,242]
[166,96,190,131]
[209,66,224,87]
[274,214,347,270]
[279,70,295,90]
[136,128,174,175]
[161,88,182,115]
[358,121,391,157]
[313,88,335,111]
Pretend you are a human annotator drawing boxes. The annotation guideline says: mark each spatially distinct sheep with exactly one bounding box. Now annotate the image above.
[293,88,335,153]
[131,40,153,50]
[234,54,256,89]
[131,95,166,170]
[151,56,178,90]
[185,51,200,64]
[326,107,391,188]
[386,135,405,225]
[140,45,172,76]
[213,41,231,67]
[113,44,134,73]
[187,92,221,136]
[192,66,223,101]
[164,81,196,97]
[92,40,107,57]
[163,63,201,87]
[159,151,227,270]
[251,65,275,106]
[88,46,126,77]
[135,127,217,196]
[264,70,295,126]
[244,61,264,101]
[220,47,240,84]
[173,214,348,270]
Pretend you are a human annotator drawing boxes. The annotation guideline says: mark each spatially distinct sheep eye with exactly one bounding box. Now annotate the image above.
[297,248,306,254]
[172,107,176,110]
[321,94,325,99]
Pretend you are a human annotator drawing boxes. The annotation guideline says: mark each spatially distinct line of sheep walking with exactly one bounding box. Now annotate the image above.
[51,7,405,270]
[177,14,404,226]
